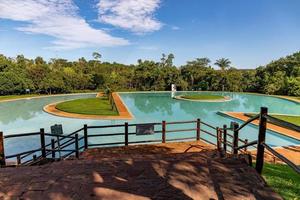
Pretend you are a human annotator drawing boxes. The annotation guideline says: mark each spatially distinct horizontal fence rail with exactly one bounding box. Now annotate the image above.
[1,128,82,166]
[263,143,300,174]
[1,118,223,167]
[1,106,299,177]
[228,107,300,175]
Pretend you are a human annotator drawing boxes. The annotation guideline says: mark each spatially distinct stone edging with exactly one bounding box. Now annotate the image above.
[43,92,133,120]
[174,95,232,102]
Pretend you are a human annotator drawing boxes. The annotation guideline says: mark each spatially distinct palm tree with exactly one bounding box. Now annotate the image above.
[92,52,102,62]
[215,58,231,91]
[214,58,231,71]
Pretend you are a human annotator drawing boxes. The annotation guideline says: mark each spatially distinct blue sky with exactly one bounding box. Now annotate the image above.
[0,0,300,68]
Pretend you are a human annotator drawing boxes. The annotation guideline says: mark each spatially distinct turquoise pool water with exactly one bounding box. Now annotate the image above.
[1,92,300,157]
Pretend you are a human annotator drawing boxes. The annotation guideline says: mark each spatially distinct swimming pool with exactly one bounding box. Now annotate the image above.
[1,92,300,156]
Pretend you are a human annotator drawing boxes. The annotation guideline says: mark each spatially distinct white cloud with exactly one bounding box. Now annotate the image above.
[0,0,129,50]
[138,46,159,51]
[97,0,162,34]
[171,26,180,30]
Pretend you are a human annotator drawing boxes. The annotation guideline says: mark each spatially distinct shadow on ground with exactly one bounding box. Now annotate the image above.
[0,142,282,200]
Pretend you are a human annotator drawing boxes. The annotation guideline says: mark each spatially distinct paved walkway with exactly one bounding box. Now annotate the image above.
[0,142,282,200]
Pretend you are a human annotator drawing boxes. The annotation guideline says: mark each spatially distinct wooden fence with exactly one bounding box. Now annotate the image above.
[226,107,300,174]
[0,119,223,166]
[1,107,300,176]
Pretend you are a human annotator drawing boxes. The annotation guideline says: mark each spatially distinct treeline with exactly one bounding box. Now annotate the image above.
[0,52,299,96]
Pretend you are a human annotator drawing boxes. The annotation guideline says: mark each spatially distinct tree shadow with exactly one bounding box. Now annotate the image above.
[0,144,282,200]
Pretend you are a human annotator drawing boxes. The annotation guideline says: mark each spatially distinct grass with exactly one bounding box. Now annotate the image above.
[180,94,225,100]
[0,94,40,101]
[273,115,300,126]
[247,113,300,126]
[262,163,300,200]
[56,97,118,116]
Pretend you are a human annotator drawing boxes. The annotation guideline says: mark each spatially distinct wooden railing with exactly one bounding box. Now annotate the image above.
[0,118,219,167]
[0,129,83,166]
[2,107,298,175]
[222,107,300,175]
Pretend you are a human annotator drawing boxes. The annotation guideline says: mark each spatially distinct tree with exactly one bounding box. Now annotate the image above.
[215,58,231,91]
[215,58,231,71]
[92,52,102,62]
[287,77,300,96]
[0,51,299,97]
[160,53,175,67]
[187,58,211,67]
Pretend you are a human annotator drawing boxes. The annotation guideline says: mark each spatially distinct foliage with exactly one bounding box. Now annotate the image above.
[214,58,231,71]
[0,51,299,97]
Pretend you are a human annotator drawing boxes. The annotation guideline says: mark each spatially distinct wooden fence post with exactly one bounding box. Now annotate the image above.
[216,127,221,152]
[0,132,5,166]
[256,107,268,174]
[17,155,21,165]
[40,128,46,158]
[248,153,253,167]
[75,134,79,159]
[51,139,55,159]
[244,139,248,152]
[84,124,88,149]
[125,122,129,146]
[196,119,200,141]
[162,121,166,143]
[233,123,239,155]
[223,125,227,153]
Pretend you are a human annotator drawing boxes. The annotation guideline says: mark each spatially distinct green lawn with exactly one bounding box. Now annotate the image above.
[273,115,300,126]
[247,113,300,126]
[56,97,118,116]
[262,163,300,200]
[0,94,40,101]
[180,94,225,100]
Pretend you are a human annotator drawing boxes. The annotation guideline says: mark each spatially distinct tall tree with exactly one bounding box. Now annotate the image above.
[215,58,231,91]
[92,52,102,62]
[214,58,231,71]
